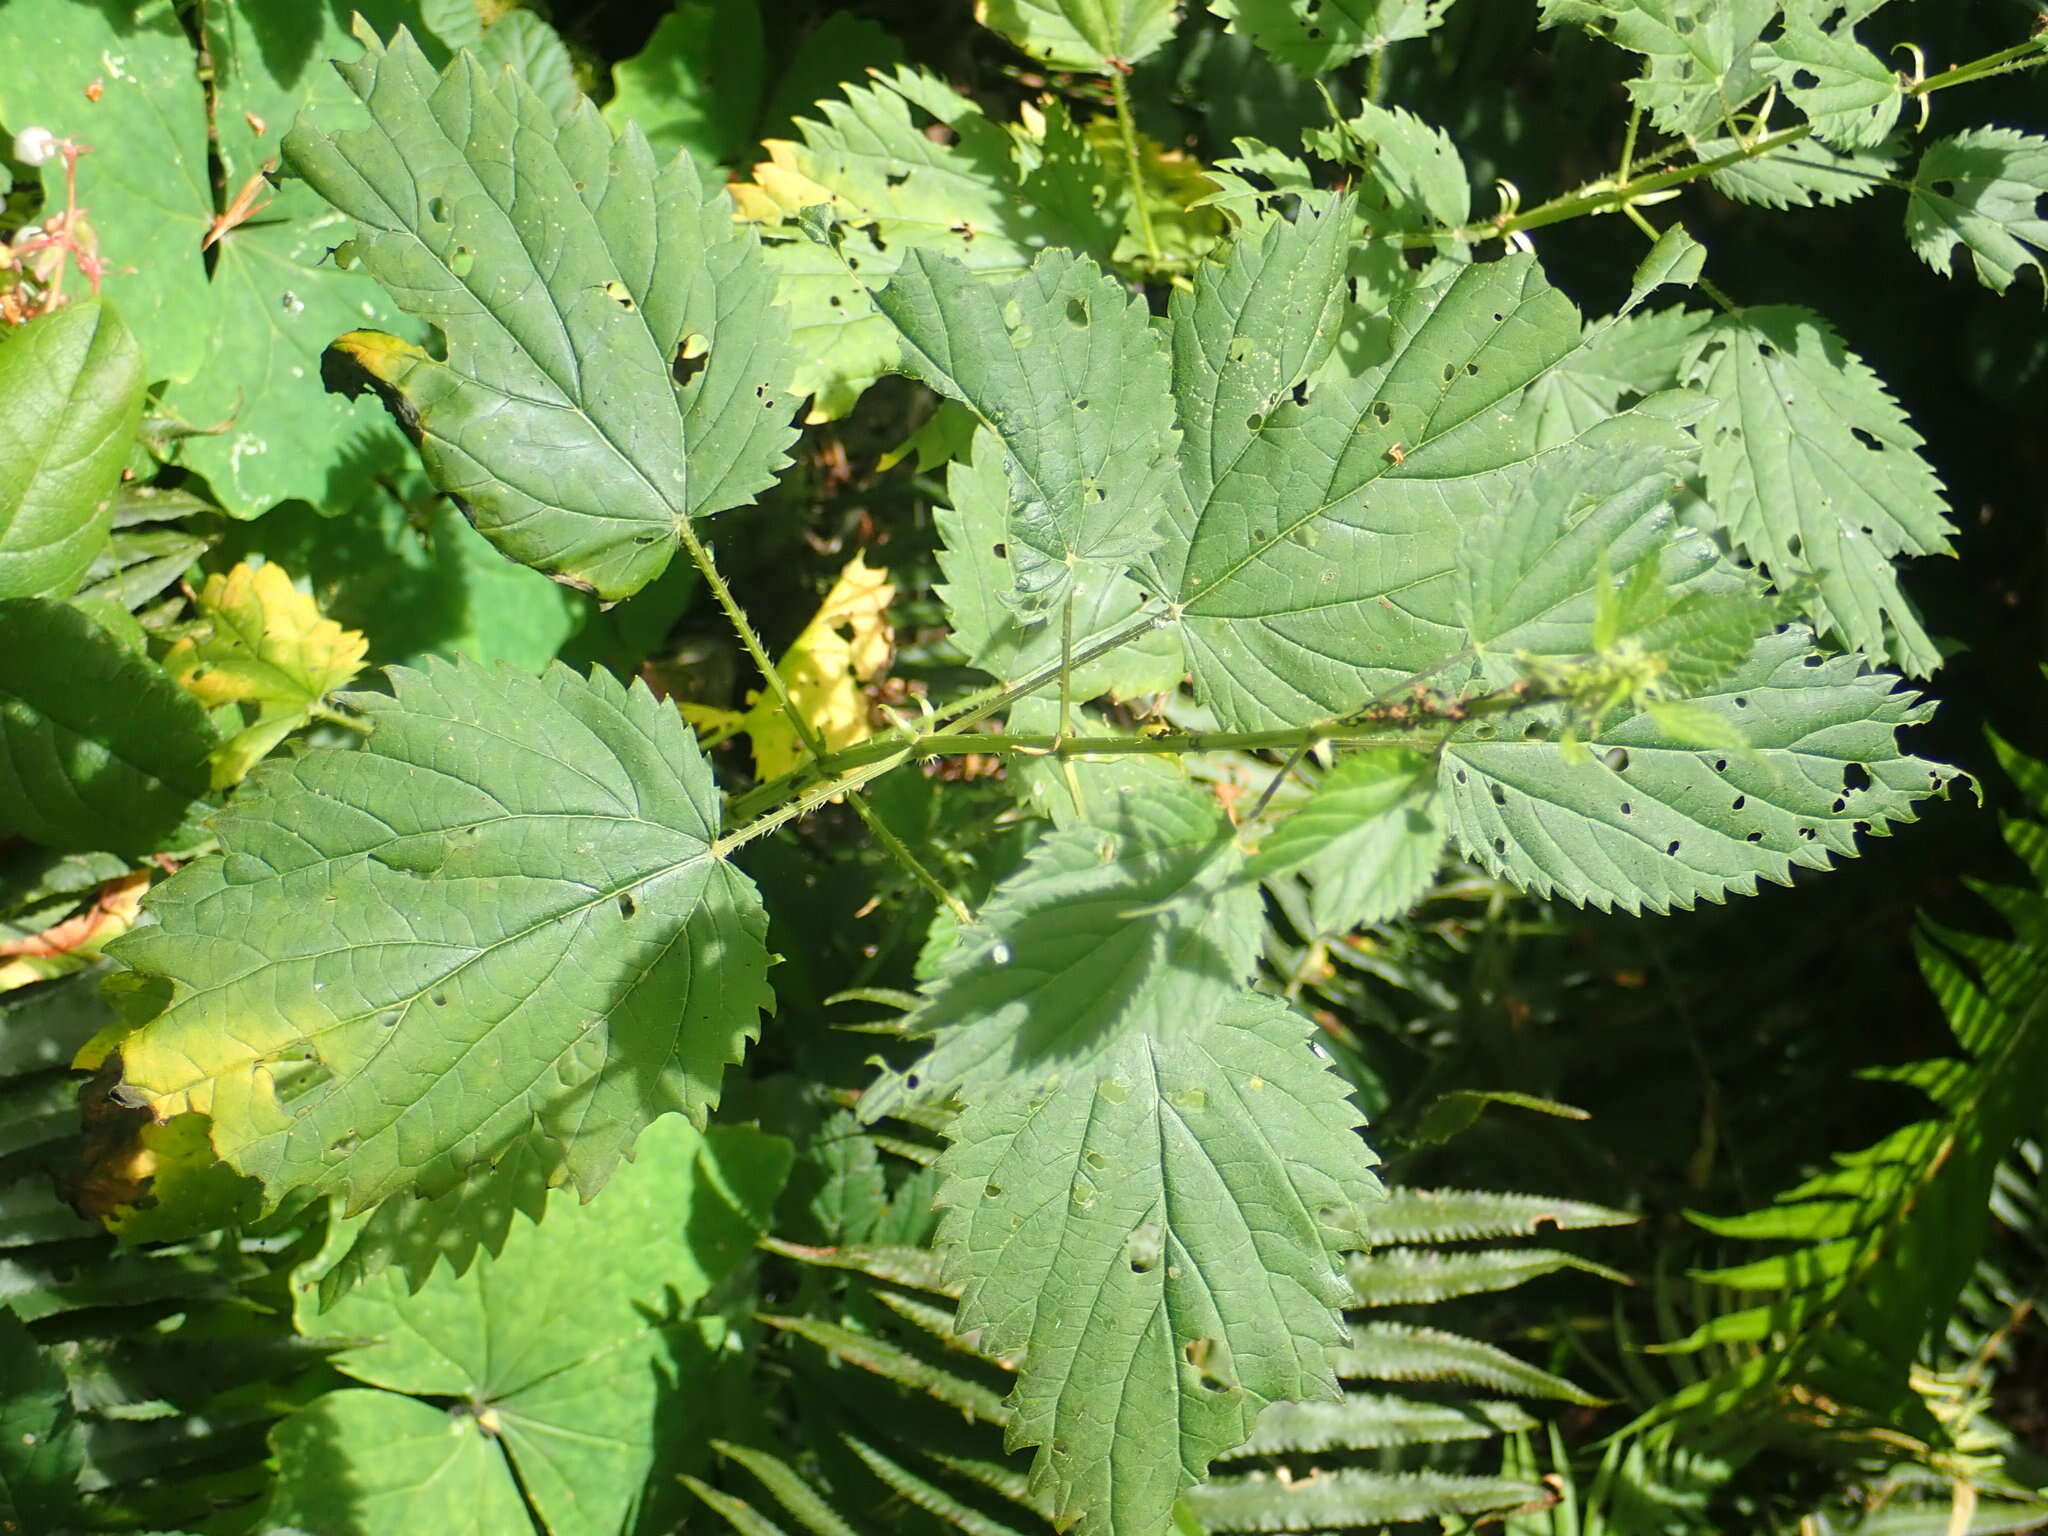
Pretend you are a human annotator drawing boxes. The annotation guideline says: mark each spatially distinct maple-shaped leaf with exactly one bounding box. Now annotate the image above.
[165,561,369,788]
[109,659,772,1215]
[273,1118,791,1536]
[681,552,896,780]
[283,23,797,601]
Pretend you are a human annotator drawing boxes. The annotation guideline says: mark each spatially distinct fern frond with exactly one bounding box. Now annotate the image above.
[1351,1246,1629,1305]
[1222,1392,1538,1456]
[1188,1467,1551,1529]
[844,1437,1039,1536]
[685,1473,800,1536]
[759,1313,1011,1423]
[1627,727,2048,1473]
[714,1440,865,1536]
[761,1235,958,1295]
[1335,1322,1604,1404]
[1362,1188,1635,1244]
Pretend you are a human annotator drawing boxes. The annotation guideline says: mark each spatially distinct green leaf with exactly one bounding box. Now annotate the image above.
[1538,0,1775,139]
[731,68,1118,419]
[1622,223,1706,312]
[1170,194,1352,541]
[936,991,1378,1535]
[158,2,430,520]
[0,0,214,383]
[1226,1391,1535,1455]
[297,1139,554,1305]
[1515,306,1712,449]
[1440,630,1956,913]
[1686,305,1954,673]
[0,598,214,856]
[1455,427,1698,661]
[419,0,484,49]
[934,431,1184,702]
[1767,18,1901,149]
[474,10,581,121]
[1905,128,2048,296]
[792,1109,890,1245]
[1209,0,1452,73]
[1245,747,1435,882]
[1171,255,1582,730]
[0,1305,81,1531]
[604,0,766,166]
[1300,107,1471,313]
[979,0,1179,72]
[267,1389,533,1535]
[279,1119,789,1536]
[861,782,1260,1123]
[875,248,1179,619]
[1702,133,1894,208]
[0,301,144,599]
[283,24,797,601]
[74,510,210,615]
[110,659,771,1212]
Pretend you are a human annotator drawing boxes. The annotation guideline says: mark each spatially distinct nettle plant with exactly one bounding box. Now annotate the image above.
[43,2,2042,1531]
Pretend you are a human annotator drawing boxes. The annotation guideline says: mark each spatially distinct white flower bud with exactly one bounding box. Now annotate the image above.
[12,126,59,167]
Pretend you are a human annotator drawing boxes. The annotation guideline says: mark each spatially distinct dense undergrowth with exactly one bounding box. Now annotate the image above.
[0,2,2045,1533]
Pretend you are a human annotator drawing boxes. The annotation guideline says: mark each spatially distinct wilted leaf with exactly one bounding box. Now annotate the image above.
[165,560,369,787]
[681,552,897,780]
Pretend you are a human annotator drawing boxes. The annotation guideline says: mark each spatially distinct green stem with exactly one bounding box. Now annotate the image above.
[675,516,819,758]
[674,516,961,914]
[855,790,973,925]
[1439,36,2048,250]
[1110,69,1161,269]
[1908,36,2048,96]
[727,607,1171,826]
[1480,125,1812,241]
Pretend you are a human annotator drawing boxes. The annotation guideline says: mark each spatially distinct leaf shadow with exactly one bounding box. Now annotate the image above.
[212,431,492,670]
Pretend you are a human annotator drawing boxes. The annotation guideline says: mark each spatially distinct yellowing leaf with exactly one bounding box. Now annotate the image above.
[165,560,368,787]
[728,140,841,225]
[683,554,896,781]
